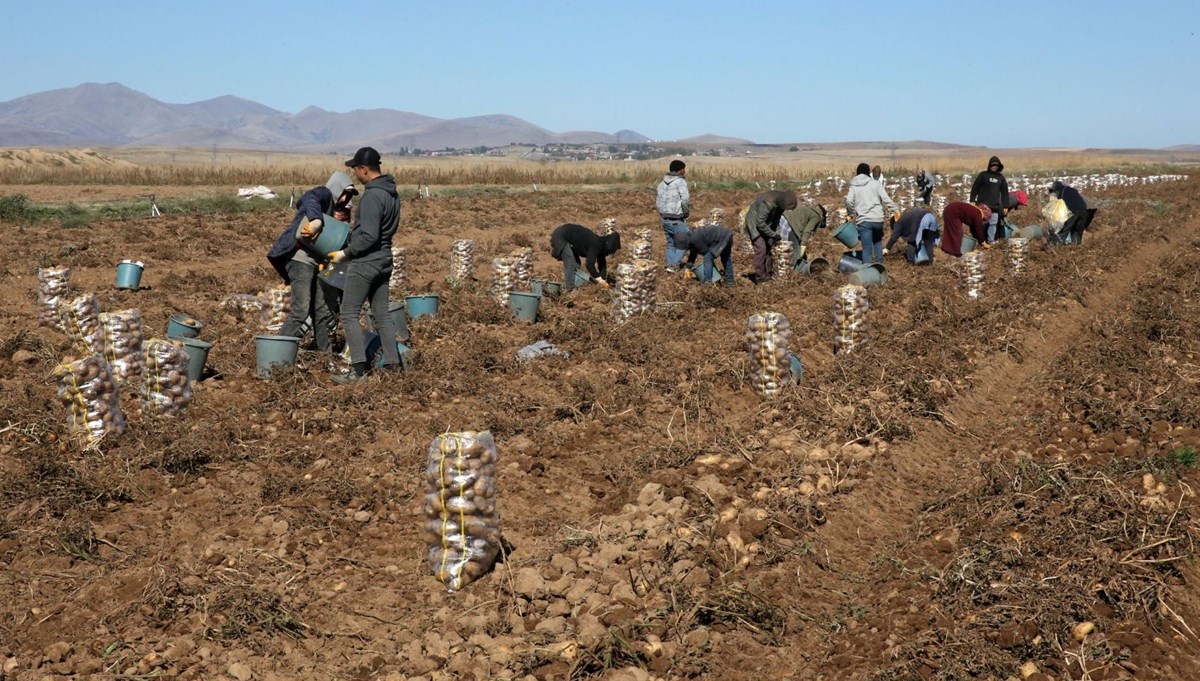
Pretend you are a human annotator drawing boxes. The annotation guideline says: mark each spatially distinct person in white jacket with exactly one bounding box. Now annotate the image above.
[655,160,690,272]
[844,162,898,265]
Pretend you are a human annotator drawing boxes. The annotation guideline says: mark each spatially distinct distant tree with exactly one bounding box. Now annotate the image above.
[789,146,800,152]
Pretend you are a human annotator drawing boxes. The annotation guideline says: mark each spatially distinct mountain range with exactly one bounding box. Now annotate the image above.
[0,83,668,151]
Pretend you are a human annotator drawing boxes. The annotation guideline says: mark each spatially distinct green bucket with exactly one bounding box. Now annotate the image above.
[961,235,978,254]
[531,280,544,296]
[509,291,541,322]
[833,222,860,248]
[255,335,300,379]
[691,263,722,283]
[299,213,351,256]
[387,300,411,341]
[1014,225,1044,240]
[167,313,204,339]
[543,281,563,296]
[178,337,212,383]
[115,260,144,290]
[574,270,593,286]
[849,263,888,288]
[405,295,439,319]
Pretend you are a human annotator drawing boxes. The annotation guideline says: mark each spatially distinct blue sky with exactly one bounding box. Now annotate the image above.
[5,1,1197,148]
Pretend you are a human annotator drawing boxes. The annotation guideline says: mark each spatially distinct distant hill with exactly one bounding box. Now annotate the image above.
[678,133,755,146]
[0,82,654,152]
[1164,144,1200,152]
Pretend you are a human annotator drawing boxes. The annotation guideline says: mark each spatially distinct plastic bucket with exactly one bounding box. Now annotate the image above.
[375,341,414,370]
[574,270,593,286]
[115,260,144,290]
[509,292,541,322]
[691,263,722,283]
[178,337,212,383]
[543,281,563,297]
[405,295,439,319]
[837,254,864,273]
[1014,225,1044,240]
[300,213,351,256]
[531,280,544,296]
[833,222,860,248]
[796,257,830,275]
[387,300,411,341]
[788,351,804,385]
[849,263,888,288]
[255,335,300,378]
[167,314,204,339]
[961,235,978,254]
[914,242,932,265]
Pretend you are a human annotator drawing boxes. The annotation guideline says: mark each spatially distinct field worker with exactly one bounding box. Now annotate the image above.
[940,201,986,257]
[969,156,1009,246]
[743,189,798,283]
[780,202,828,270]
[871,165,885,188]
[675,224,736,287]
[1047,180,1091,245]
[266,171,357,352]
[328,147,403,384]
[845,162,898,266]
[550,223,621,290]
[655,159,690,272]
[915,169,937,205]
[883,206,939,265]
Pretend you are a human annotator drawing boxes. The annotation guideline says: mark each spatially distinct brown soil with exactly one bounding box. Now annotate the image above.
[1,181,1199,680]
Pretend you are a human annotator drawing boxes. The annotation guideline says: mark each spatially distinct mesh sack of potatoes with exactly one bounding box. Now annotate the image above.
[509,247,533,291]
[52,354,126,445]
[612,263,639,322]
[773,240,794,279]
[60,293,105,356]
[737,207,753,254]
[832,284,870,355]
[219,293,265,314]
[613,259,657,322]
[258,286,291,332]
[490,257,516,306]
[1006,237,1029,274]
[746,312,794,397]
[630,236,653,261]
[99,309,145,391]
[389,246,409,293]
[451,239,475,280]
[37,266,71,330]
[598,217,618,235]
[423,431,502,591]
[963,251,985,299]
[143,338,192,417]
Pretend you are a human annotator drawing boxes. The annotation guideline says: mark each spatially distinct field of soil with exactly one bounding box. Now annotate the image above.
[2,177,1199,680]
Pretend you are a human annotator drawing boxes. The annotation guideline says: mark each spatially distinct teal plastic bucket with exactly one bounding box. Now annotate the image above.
[1014,225,1044,240]
[178,337,212,383]
[833,222,860,248]
[543,281,563,296]
[509,292,541,322]
[788,351,804,385]
[531,280,544,296]
[849,263,888,287]
[691,263,722,283]
[405,295,439,319]
[574,270,593,286]
[115,260,144,290]
[387,300,411,341]
[255,335,300,378]
[796,257,830,275]
[914,242,932,265]
[300,213,351,256]
[961,235,978,254]
[837,254,864,273]
[375,341,414,370]
[167,314,204,339]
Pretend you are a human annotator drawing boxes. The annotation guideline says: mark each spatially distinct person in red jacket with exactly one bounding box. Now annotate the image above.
[941,202,986,257]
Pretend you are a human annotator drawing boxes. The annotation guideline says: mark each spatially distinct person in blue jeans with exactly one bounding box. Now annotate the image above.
[673,225,735,287]
[844,162,897,265]
[655,160,690,272]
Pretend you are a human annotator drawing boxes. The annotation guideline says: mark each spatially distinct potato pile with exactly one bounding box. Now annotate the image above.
[143,338,192,417]
[490,257,516,306]
[220,293,265,314]
[832,284,870,355]
[509,247,533,292]
[60,293,104,356]
[37,266,70,330]
[746,312,794,397]
[598,217,617,235]
[451,239,475,280]
[773,240,794,279]
[52,354,126,445]
[628,228,653,261]
[258,286,291,331]
[962,251,985,299]
[612,259,658,322]
[423,431,502,591]
[99,309,145,391]
[737,207,754,254]
[390,246,409,292]
[705,207,725,227]
[1006,236,1029,274]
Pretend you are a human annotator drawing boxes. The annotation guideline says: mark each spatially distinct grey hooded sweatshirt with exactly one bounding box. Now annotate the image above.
[345,174,399,265]
[656,173,690,220]
[844,174,898,224]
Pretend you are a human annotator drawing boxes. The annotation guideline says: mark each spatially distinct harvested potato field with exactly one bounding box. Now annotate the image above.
[2,177,1199,680]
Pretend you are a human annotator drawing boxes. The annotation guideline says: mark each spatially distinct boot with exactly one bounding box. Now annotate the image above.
[332,361,369,385]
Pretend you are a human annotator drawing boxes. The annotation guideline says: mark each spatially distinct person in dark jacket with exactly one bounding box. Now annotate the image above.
[915,169,936,205]
[673,225,735,287]
[780,203,827,270]
[550,223,621,290]
[969,156,1009,245]
[1047,180,1090,245]
[328,147,402,384]
[884,206,939,265]
[266,172,357,352]
[743,189,798,283]
[940,202,985,257]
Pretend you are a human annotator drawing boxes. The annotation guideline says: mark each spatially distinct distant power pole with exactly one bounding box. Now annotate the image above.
[211,144,217,163]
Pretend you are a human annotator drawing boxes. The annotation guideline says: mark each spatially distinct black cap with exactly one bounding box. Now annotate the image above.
[345,146,381,168]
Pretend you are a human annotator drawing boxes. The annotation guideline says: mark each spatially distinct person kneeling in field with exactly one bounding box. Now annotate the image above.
[266,171,357,352]
[550,223,621,290]
[674,224,736,287]
[884,206,939,265]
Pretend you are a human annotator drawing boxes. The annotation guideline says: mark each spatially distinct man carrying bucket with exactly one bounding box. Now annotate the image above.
[266,172,357,352]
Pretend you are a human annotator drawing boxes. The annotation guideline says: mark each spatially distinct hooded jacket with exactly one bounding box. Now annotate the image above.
[674,225,733,258]
[916,170,936,190]
[345,174,400,264]
[550,223,621,279]
[655,172,690,220]
[781,204,826,244]
[844,175,898,224]
[1049,181,1088,215]
[266,171,355,283]
[744,190,798,240]
[886,207,938,251]
[970,156,1009,211]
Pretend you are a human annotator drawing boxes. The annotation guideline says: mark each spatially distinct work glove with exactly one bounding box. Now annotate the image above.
[300,218,322,239]
[596,278,610,289]
[327,250,347,264]
[683,269,697,280]
[881,248,890,256]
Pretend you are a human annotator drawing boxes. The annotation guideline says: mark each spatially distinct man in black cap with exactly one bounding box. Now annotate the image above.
[328,147,403,383]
